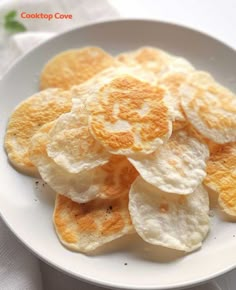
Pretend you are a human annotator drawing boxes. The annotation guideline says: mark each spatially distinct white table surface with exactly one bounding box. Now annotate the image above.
[29,0,236,289]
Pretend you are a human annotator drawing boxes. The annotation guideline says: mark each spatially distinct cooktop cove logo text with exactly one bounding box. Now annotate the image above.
[21,12,73,21]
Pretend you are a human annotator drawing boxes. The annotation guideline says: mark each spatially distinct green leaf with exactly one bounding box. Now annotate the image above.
[4,20,27,33]
[4,10,17,22]
[3,10,27,34]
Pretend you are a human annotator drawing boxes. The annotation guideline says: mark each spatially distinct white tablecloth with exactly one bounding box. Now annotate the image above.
[0,0,235,289]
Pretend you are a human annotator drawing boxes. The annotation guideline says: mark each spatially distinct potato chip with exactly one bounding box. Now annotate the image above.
[129,130,209,194]
[129,177,210,252]
[40,47,115,90]
[29,122,138,202]
[181,71,236,144]
[87,75,172,156]
[128,130,209,194]
[204,143,236,216]
[116,46,172,76]
[54,193,134,252]
[166,57,194,74]
[4,89,72,176]
[186,123,222,155]
[47,99,111,173]
[159,72,188,130]
[29,122,100,203]
[117,47,194,77]
[184,71,214,89]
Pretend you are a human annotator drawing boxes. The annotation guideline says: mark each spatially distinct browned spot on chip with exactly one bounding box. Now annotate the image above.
[99,155,139,199]
[178,196,187,205]
[53,193,133,252]
[53,195,78,244]
[160,203,169,213]
[40,47,115,90]
[87,76,171,155]
[76,215,97,233]
[101,211,125,235]
[90,123,135,150]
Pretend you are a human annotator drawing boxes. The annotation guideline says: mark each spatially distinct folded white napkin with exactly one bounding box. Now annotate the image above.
[0,219,43,290]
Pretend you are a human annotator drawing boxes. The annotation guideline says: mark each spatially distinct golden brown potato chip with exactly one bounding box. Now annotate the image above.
[181,71,236,144]
[87,75,172,156]
[204,143,236,216]
[5,89,72,176]
[54,194,134,252]
[116,46,171,76]
[40,47,116,90]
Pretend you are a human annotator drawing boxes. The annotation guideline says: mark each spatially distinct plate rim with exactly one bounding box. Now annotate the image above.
[0,18,236,290]
[2,18,235,80]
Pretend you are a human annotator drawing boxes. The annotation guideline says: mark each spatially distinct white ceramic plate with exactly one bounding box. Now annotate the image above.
[0,20,236,290]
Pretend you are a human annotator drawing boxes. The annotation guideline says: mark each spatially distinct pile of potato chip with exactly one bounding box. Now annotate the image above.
[4,46,236,254]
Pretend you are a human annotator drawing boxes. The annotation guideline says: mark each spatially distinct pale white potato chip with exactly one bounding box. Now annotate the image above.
[29,122,101,203]
[166,57,195,74]
[129,177,210,252]
[181,71,236,144]
[128,130,209,194]
[54,193,134,253]
[29,122,138,202]
[47,99,111,174]
[86,75,172,156]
